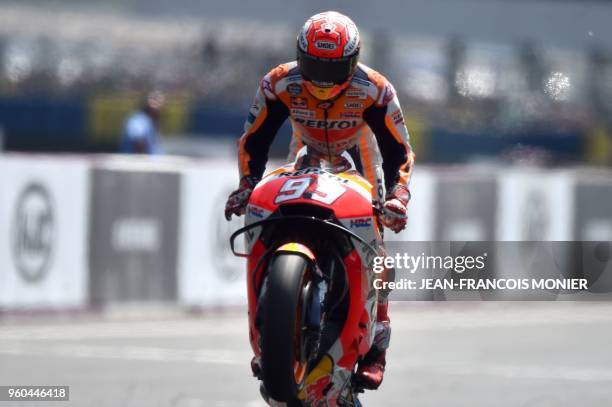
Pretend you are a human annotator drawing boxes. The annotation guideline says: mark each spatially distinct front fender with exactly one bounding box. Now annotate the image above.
[275,242,316,263]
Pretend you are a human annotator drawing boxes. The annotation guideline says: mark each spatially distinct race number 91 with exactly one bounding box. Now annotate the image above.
[274,176,346,205]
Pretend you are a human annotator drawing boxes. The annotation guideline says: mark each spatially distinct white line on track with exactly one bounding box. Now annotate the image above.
[392,359,612,382]
[0,343,250,365]
[0,319,245,341]
[2,342,612,384]
[3,303,611,341]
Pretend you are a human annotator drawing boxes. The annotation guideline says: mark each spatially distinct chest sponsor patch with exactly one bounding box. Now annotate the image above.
[294,117,359,130]
[287,83,302,96]
[317,101,335,109]
[344,102,363,110]
[340,111,361,119]
[290,97,308,109]
[345,87,367,99]
[291,109,315,118]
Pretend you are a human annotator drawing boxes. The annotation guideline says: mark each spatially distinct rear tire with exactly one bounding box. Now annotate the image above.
[261,253,311,402]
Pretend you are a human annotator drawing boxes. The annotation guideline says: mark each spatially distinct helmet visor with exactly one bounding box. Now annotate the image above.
[297,48,358,85]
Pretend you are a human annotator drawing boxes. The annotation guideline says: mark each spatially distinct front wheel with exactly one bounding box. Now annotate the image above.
[260,252,312,402]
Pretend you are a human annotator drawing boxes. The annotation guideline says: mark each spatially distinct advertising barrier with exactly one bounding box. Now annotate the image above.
[1,153,611,310]
[178,160,246,307]
[88,160,181,304]
[0,155,89,310]
[573,170,612,292]
[385,168,437,242]
[436,171,497,241]
[496,169,575,241]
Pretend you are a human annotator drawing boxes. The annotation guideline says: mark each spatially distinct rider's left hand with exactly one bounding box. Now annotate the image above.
[381,184,410,233]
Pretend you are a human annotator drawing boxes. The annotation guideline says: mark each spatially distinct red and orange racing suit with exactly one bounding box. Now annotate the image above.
[238,61,415,209]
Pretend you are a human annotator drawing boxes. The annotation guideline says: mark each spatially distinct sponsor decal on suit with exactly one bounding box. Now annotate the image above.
[291,97,308,109]
[261,77,274,98]
[287,83,302,96]
[391,109,404,125]
[291,109,315,118]
[294,117,359,130]
[344,102,363,110]
[317,101,334,109]
[381,83,396,105]
[340,111,361,119]
[345,87,367,99]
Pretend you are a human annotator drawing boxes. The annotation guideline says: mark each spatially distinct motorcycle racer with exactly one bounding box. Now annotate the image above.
[225,11,415,391]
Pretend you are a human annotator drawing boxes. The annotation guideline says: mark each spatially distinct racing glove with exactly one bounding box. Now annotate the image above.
[381,184,411,233]
[224,176,260,221]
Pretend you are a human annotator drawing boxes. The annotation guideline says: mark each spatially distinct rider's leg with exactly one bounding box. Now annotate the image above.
[355,251,394,390]
[353,139,393,390]
[286,132,304,163]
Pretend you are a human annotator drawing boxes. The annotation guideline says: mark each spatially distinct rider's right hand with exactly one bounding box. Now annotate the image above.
[224,176,260,221]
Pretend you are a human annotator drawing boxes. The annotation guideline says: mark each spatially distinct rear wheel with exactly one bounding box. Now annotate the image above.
[260,253,312,402]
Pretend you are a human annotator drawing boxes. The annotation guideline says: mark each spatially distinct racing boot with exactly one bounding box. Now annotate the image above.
[354,301,391,390]
[250,356,261,378]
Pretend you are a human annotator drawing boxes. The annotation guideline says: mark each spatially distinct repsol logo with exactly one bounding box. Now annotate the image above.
[294,118,358,129]
[278,168,350,184]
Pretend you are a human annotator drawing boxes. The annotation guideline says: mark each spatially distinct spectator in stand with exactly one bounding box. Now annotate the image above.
[119,91,165,154]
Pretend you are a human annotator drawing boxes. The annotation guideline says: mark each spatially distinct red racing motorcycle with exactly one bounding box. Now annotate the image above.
[230,147,382,406]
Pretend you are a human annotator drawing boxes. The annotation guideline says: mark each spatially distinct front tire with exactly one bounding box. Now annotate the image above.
[260,253,311,402]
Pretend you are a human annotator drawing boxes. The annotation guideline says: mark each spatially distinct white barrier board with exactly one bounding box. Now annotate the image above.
[496,169,575,241]
[0,155,90,309]
[178,160,246,307]
[385,167,437,242]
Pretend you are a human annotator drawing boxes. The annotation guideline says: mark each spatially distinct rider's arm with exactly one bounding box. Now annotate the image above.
[238,73,289,180]
[362,85,415,191]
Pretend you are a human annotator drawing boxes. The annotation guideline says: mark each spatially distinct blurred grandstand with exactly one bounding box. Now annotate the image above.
[0,1,611,164]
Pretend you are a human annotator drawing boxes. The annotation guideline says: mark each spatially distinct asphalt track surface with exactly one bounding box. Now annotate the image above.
[1,302,612,407]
